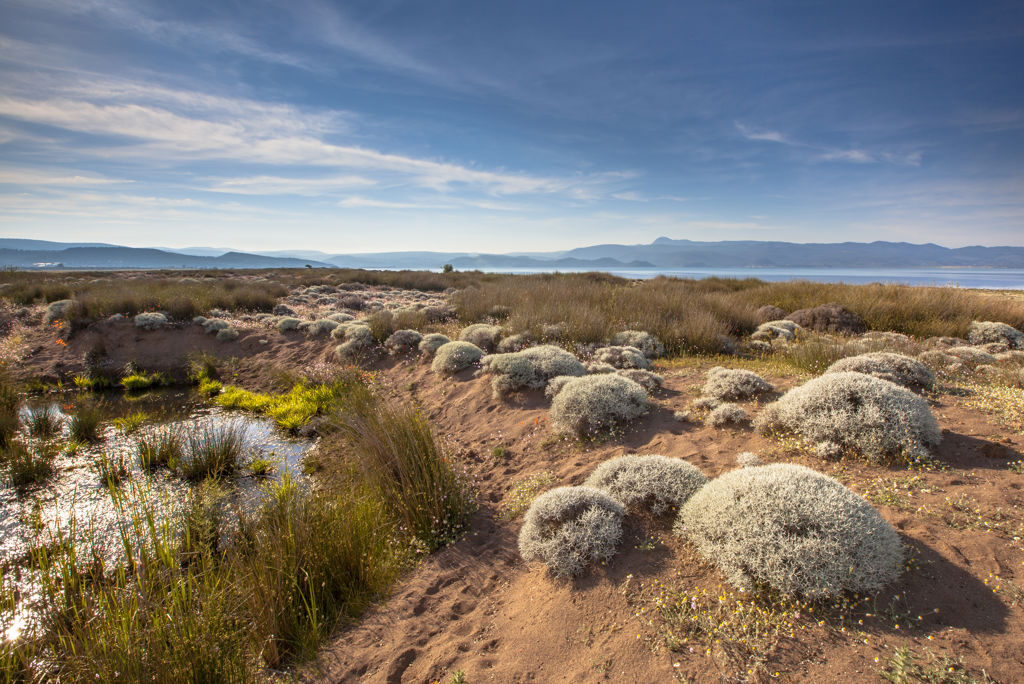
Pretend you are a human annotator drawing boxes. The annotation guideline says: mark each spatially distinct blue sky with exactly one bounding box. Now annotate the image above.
[0,0,1022,252]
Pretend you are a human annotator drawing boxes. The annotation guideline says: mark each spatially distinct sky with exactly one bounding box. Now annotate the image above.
[0,0,1022,253]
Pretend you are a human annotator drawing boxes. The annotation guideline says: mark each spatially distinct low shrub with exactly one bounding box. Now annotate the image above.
[583,455,708,515]
[384,329,423,355]
[592,345,650,369]
[418,333,450,356]
[785,303,866,334]
[134,312,168,330]
[610,330,664,358]
[202,318,230,334]
[708,403,748,427]
[216,327,239,342]
[967,321,1024,349]
[736,452,762,467]
[825,352,934,390]
[945,346,997,365]
[701,366,774,400]
[549,374,649,435]
[585,361,616,374]
[458,323,503,352]
[495,333,531,353]
[754,372,941,464]
[677,463,904,598]
[298,319,339,338]
[615,368,664,393]
[277,317,301,332]
[334,324,376,360]
[431,341,484,374]
[42,299,75,325]
[751,319,800,342]
[478,345,585,398]
[518,486,625,577]
[544,375,577,399]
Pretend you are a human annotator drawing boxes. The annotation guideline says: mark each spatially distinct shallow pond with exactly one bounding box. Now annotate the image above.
[2,389,314,567]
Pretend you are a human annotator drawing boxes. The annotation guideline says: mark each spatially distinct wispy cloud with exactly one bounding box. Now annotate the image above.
[336,196,453,210]
[735,121,921,166]
[0,167,130,186]
[206,175,377,196]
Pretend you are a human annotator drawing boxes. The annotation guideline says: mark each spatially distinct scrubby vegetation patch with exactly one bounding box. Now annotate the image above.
[518,486,625,577]
[583,455,708,515]
[549,374,649,436]
[755,372,941,465]
[677,463,904,598]
[431,341,484,375]
[825,352,934,390]
[701,366,774,400]
[479,345,585,398]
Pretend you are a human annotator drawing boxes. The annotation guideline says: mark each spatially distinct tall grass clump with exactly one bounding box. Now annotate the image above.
[25,404,61,440]
[0,370,19,449]
[136,425,185,470]
[235,475,410,666]
[3,440,57,487]
[24,484,252,682]
[334,392,474,551]
[177,422,246,481]
[68,401,104,442]
[677,464,904,598]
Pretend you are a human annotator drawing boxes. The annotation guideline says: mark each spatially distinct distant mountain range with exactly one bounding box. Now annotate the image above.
[2,237,1024,270]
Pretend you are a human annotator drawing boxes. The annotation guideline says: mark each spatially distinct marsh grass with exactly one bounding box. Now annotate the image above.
[332,390,475,552]
[25,405,61,440]
[452,274,1024,353]
[0,271,287,320]
[68,401,104,442]
[0,372,19,449]
[92,451,130,486]
[112,410,148,435]
[215,371,365,432]
[3,440,57,487]
[178,422,246,481]
[136,425,186,470]
[121,371,170,392]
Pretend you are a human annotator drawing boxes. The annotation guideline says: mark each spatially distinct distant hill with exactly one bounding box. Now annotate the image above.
[3,237,1023,270]
[0,243,334,269]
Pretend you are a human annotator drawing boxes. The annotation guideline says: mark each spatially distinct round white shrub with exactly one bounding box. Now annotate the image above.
[496,333,532,353]
[216,327,239,342]
[967,321,1024,349]
[203,319,230,334]
[751,320,801,342]
[610,330,664,358]
[592,345,650,369]
[615,368,664,393]
[276,317,301,332]
[418,333,450,356]
[825,352,934,390]
[701,366,774,400]
[458,323,503,352]
[585,361,617,374]
[736,452,762,468]
[544,374,577,399]
[708,402,748,427]
[583,455,709,515]
[518,486,625,578]
[550,374,649,435]
[945,346,997,365]
[384,329,423,354]
[42,299,75,325]
[334,324,375,359]
[329,320,369,340]
[298,319,339,338]
[677,463,905,598]
[431,341,484,374]
[754,371,941,464]
[479,345,586,398]
[327,312,354,323]
[133,312,168,330]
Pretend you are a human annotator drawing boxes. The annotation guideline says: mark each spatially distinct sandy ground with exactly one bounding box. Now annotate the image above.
[12,316,1024,683]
